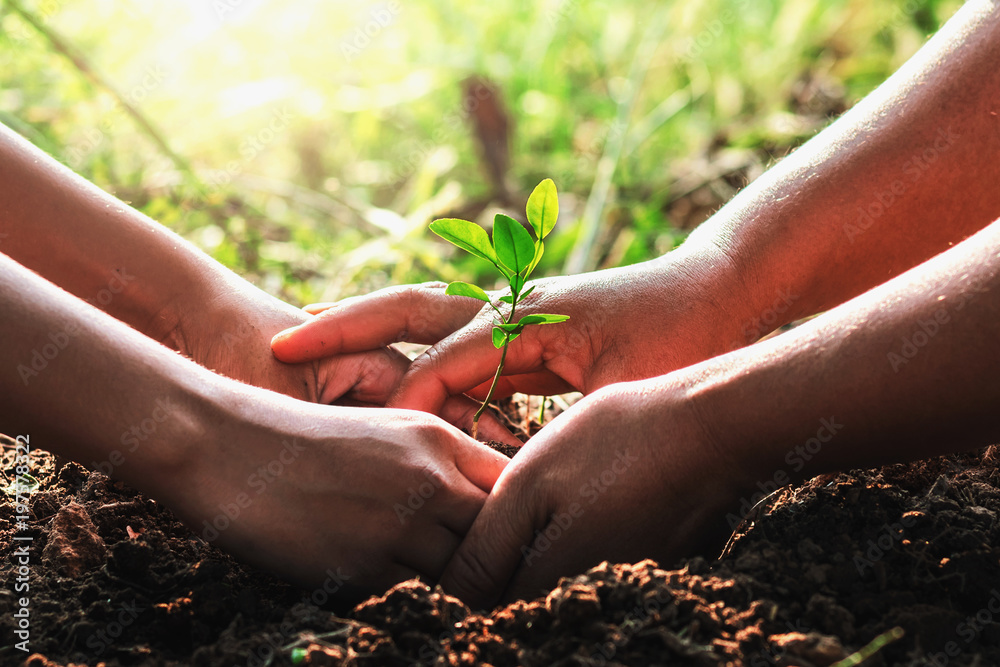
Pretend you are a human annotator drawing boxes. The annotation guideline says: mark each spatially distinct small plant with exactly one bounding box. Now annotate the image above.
[430,178,569,439]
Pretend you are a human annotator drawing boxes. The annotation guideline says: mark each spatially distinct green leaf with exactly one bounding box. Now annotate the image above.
[430,218,502,269]
[493,214,535,275]
[445,281,490,303]
[491,327,506,348]
[527,240,545,275]
[497,322,526,334]
[526,178,558,240]
[517,313,570,325]
[511,273,525,296]
[498,295,514,304]
[517,284,536,302]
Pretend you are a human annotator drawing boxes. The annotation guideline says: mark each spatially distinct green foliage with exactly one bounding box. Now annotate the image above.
[0,0,965,307]
[431,179,569,436]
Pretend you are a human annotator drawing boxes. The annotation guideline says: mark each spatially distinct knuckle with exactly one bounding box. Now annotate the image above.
[398,284,444,334]
[411,344,447,373]
[446,549,503,607]
[416,463,450,492]
[403,412,449,442]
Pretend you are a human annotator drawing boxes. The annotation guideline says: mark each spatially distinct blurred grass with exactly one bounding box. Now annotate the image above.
[0,0,962,305]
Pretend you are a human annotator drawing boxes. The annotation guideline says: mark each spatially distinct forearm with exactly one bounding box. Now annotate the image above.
[0,122,279,347]
[672,0,1000,343]
[682,217,1000,487]
[0,251,232,504]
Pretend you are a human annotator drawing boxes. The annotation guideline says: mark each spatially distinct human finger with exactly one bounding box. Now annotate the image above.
[271,283,484,363]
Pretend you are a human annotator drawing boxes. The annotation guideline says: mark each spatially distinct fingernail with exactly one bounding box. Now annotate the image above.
[271,326,301,346]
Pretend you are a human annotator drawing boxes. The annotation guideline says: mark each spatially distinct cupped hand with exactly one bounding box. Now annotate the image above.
[172,286,516,442]
[436,377,749,608]
[271,252,742,418]
[173,287,406,404]
[176,396,511,598]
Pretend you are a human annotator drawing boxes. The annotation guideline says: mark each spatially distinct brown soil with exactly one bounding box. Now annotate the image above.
[3,430,1000,667]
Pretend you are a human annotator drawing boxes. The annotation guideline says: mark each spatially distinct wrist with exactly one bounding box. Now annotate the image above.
[646,237,765,355]
[165,274,322,400]
[636,354,790,497]
[139,369,307,526]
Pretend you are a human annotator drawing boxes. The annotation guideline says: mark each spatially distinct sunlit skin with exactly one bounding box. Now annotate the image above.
[273,1,1000,605]
[0,121,518,595]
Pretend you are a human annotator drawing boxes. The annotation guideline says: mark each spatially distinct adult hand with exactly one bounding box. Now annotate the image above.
[0,250,510,598]
[271,246,750,418]
[176,394,511,597]
[436,377,749,608]
[178,291,406,404]
[176,289,517,443]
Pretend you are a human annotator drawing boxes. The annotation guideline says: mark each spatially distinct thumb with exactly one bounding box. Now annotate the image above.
[271,284,482,363]
[448,426,510,493]
[439,469,542,609]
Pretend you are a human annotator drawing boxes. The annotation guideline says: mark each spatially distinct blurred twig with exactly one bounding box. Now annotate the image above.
[231,173,386,237]
[564,9,670,275]
[5,0,196,181]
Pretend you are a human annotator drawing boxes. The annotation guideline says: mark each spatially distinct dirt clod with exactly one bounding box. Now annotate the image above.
[3,434,1000,666]
[40,501,106,577]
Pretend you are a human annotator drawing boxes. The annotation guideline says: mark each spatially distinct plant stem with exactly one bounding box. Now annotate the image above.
[830,627,904,667]
[471,295,518,439]
[471,334,509,440]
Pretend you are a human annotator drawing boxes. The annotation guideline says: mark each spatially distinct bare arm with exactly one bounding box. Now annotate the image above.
[440,217,1000,606]
[0,121,406,404]
[692,0,1000,331]
[272,0,1000,417]
[0,122,232,347]
[0,251,507,594]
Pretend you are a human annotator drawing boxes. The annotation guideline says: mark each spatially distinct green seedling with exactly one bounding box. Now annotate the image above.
[430,178,569,439]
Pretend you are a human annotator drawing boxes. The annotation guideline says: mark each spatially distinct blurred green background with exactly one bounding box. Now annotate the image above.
[0,0,961,305]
